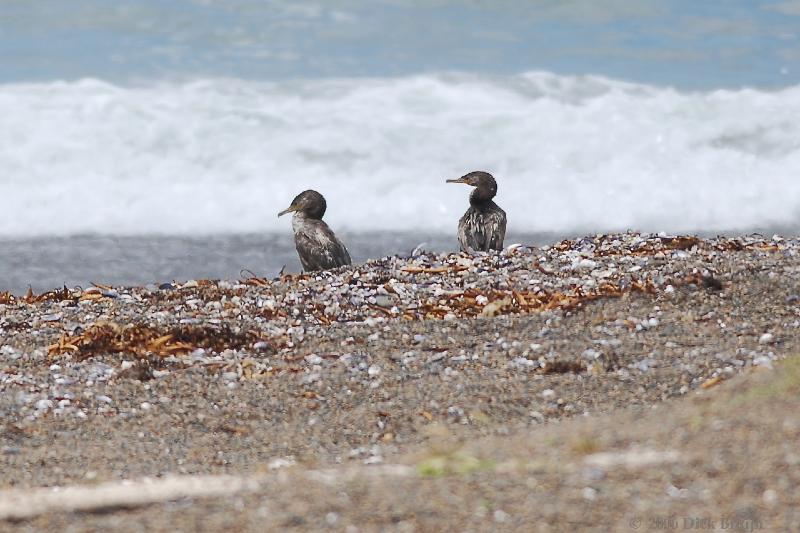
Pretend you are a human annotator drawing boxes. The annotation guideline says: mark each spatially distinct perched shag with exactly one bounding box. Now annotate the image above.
[278,190,352,271]
[446,171,507,253]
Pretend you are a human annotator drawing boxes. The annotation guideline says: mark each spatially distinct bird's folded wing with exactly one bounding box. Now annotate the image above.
[295,221,349,270]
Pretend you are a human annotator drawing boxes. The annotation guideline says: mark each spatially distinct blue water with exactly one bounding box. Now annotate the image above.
[1,0,798,89]
[2,1,800,292]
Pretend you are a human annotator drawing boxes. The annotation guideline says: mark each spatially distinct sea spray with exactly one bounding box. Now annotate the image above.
[1,72,799,236]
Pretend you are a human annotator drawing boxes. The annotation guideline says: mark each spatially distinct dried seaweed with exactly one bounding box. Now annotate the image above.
[660,236,701,250]
[541,360,586,374]
[575,234,768,258]
[275,277,659,325]
[20,285,81,304]
[401,265,469,274]
[679,273,725,291]
[392,278,657,322]
[48,322,264,361]
[1,285,113,305]
[145,283,248,305]
[242,276,270,287]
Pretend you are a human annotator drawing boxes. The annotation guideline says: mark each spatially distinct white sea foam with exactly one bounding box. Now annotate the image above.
[1,72,799,236]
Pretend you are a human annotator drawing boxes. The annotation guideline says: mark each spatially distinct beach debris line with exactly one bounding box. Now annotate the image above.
[1,283,129,305]
[1,232,791,367]
[398,279,657,321]
[48,323,265,360]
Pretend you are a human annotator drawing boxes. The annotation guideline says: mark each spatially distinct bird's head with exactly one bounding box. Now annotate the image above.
[446,171,497,199]
[278,189,327,220]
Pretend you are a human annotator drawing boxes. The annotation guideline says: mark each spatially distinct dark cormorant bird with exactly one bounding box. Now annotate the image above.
[446,171,506,253]
[278,190,352,271]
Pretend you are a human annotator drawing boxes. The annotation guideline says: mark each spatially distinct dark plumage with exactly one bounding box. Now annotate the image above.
[446,171,507,253]
[278,190,352,271]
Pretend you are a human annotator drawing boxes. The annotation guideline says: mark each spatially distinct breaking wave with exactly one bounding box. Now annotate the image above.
[1,72,799,236]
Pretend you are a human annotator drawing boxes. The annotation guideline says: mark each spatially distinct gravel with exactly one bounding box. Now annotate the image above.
[1,232,800,530]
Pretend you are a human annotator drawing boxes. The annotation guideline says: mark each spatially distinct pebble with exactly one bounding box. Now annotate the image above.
[762,489,778,506]
[666,484,689,499]
[582,349,601,360]
[573,258,598,270]
[268,457,296,469]
[305,354,322,365]
[752,356,773,368]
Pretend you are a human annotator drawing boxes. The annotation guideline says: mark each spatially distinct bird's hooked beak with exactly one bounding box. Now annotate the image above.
[446,176,469,185]
[278,205,297,217]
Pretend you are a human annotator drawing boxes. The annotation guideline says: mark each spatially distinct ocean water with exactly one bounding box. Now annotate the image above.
[3,73,800,238]
[0,232,556,294]
[3,0,799,88]
[2,1,799,292]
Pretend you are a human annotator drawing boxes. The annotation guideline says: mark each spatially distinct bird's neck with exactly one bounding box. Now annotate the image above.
[294,210,322,221]
[470,186,496,207]
[292,211,320,232]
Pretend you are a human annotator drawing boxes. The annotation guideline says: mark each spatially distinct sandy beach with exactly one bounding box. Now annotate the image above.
[2,232,799,531]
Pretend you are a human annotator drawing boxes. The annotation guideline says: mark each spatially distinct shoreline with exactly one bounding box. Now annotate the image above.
[2,227,800,294]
